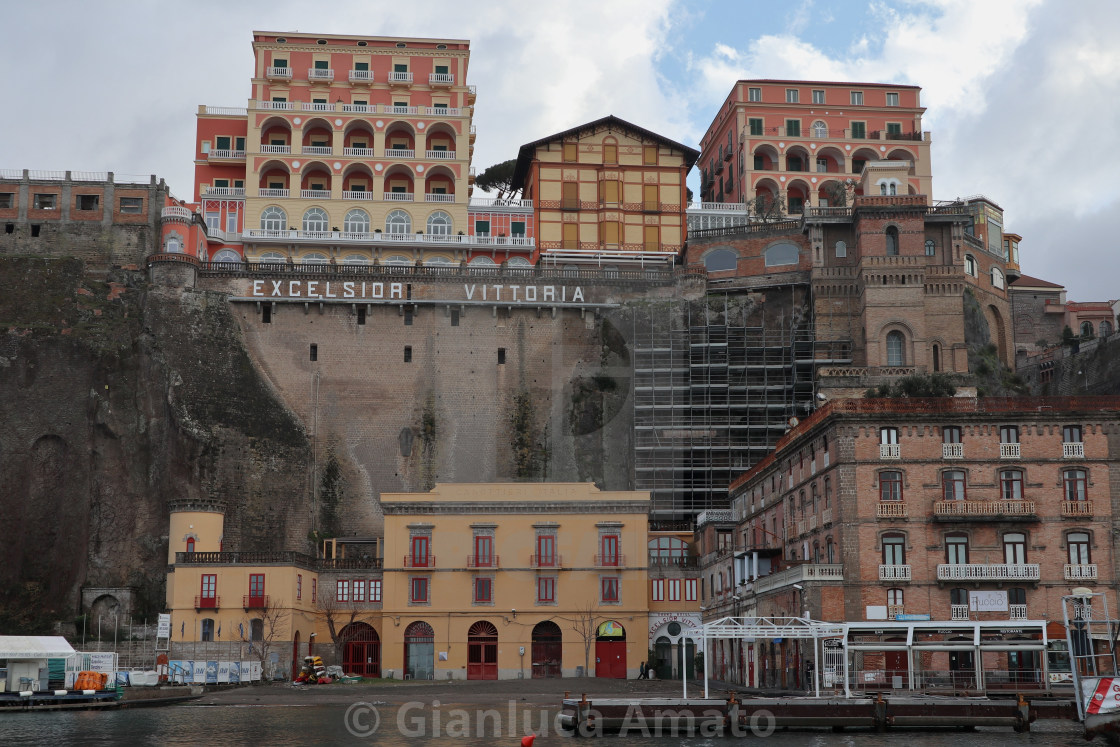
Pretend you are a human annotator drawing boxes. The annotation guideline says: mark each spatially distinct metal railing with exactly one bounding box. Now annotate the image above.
[594,554,625,567]
[466,555,499,568]
[933,500,1036,517]
[936,563,1040,580]
[242,595,269,609]
[529,554,561,568]
[403,555,435,568]
[194,595,220,610]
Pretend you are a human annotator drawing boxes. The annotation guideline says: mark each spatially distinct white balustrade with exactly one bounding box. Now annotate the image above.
[240,229,536,248]
[383,192,414,201]
[388,72,414,83]
[1065,564,1098,581]
[425,193,455,202]
[999,443,1021,459]
[300,190,331,199]
[161,206,192,221]
[423,107,461,116]
[426,150,455,159]
[1009,604,1027,620]
[942,443,963,459]
[308,68,334,81]
[301,103,333,112]
[348,70,374,83]
[880,444,900,459]
[1063,442,1085,459]
[302,146,332,156]
[936,563,1039,581]
[385,106,418,115]
[258,188,290,198]
[342,104,371,114]
[259,145,292,154]
[202,187,246,197]
[429,72,454,84]
[950,604,969,621]
[342,191,374,200]
[266,67,292,79]
[256,101,294,110]
[876,502,907,518]
[385,149,416,159]
[343,147,375,157]
[208,149,246,160]
[879,565,911,581]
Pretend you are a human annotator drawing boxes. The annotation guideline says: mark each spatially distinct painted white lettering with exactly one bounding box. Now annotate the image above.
[509,285,520,301]
[326,282,337,298]
[482,285,487,301]
[493,285,503,300]
[573,287,584,302]
[525,286,537,302]
[307,280,319,298]
[343,282,354,298]
[289,280,301,297]
[561,286,567,302]
[390,283,403,299]
[372,283,384,299]
[543,286,555,302]
[465,284,477,300]
[252,280,264,296]
[271,280,283,297]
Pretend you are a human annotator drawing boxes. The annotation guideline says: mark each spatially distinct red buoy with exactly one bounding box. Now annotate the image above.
[521,735,536,747]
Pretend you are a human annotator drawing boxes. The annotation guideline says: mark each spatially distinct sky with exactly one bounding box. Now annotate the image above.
[1,0,1117,300]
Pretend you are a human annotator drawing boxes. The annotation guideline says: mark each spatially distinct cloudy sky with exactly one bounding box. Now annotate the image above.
[2,0,1116,299]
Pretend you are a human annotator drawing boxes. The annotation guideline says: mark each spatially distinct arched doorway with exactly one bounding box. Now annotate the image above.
[654,636,672,679]
[595,620,627,678]
[467,621,498,680]
[291,631,300,680]
[341,622,381,677]
[404,621,434,680]
[531,621,562,678]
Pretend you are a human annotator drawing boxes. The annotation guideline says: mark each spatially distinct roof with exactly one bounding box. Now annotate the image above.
[738,79,920,90]
[1009,274,1064,289]
[0,636,76,659]
[511,115,700,189]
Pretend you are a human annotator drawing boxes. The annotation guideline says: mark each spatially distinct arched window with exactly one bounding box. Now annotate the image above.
[424,255,453,266]
[1101,321,1114,337]
[924,239,936,256]
[165,236,183,253]
[886,330,905,366]
[885,226,899,256]
[826,537,834,563]
[507,256,532,267]
[250,619,264,641]
[382,254,412,265]
[426,211,452,235]
[468,256,496,268]
[991,266,1005,289]
[648,537,689,562]
[703,247,737,272]
[212,249,242,264]
[834,240,847,258]
[932,343,941,372]
[342,254,369,264]
[386,209,412,234]
[811,120,828,138]
[201,618,214,641]
[1080,321,1094,338]
[186,537,195,553]
[343,208,370,233]
[259,251,286,265]
[302,252,328,264]
[260,206,287,231]
[965,254,977,276]
[302,207,329,232]
[763,242,799,267]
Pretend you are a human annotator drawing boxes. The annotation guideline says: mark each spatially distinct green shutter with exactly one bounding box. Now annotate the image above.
[354,62,369,71]
[435,65,448,74]
[314,60,328,69]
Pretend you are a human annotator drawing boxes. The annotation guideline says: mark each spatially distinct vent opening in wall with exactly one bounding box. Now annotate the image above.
[498,348,506,365]
[262,305,272,324]
[396,42,407,48]
[450,309,459,327]
[404,346,412,362]
[310,343,318,362]
[357,41,367,46]
[357,307,366,325]
[436,44,446,49]
[31,224,40,237]
[404,307,414,325]
[316,39,327,45]
[276,37,286,43]
[5,224,13,234]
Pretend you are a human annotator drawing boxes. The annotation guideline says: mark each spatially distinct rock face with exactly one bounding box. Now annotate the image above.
[0,257,309,626]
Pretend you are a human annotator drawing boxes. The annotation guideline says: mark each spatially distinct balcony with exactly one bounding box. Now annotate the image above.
[266,66,292,80]
[887,605,904,620]
[301,102,333,113]
[426,150,455,159]
[403,555,435,568]
[879,564,911,581]
[822,508,833,525]
[936,563,1040,581]
[1009,604,1028,620]
[300,189,331,199]
[796,520,807,536]
[194,595,220,610]
[258,188,290,198]
[750,564,844,595]
[424,106,461,116]
[933,500,1036,520]
[208,149,246,161]
[385,105,418,116]
[388,71,414,84]
[302,146,332,156]
[243,594,269,610]
[342,190,374,200]
[950,604,969,621]
[343,147,376,158]
[942,443,963,459]
[999,443,1020,459]
[161,206,192,221]
[594,554,625,567]
[349,69,374,83]
[880,444,900,459]
[240,229,536,250]
[256,100,294,110]
[809,515,818,532]
[201,187,246,197]
[1063,442,1085,459]
[467,555,499,569]
[1062,500,1093,517]
[383,192,415,201]
[1065,564,1098,581]
[530,554,562,569]
[876,502,908,519]
[385,148,416,159]
[425,193,456,203]
[429,72,454,85]
[649,555,698,568]
[259,145,291,154]
[308,68,334,81]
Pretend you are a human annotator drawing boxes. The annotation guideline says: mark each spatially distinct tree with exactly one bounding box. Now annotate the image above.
[318,448,344,537]
[315,583,379,664]
[475,159,520,201]
[864,372,957,399]
[751,193,787,222]
[1062,325,1077,347]
[241,598,289,680]
[823,180,851,208]
[568,601,606,677]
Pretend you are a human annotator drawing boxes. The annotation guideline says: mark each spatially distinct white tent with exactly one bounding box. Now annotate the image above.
[0,636,76,659]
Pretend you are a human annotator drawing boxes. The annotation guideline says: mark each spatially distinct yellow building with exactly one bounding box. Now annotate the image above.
[165,483,697,680]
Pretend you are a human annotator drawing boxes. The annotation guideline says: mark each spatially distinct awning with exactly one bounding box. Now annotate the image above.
[0,636,76,659]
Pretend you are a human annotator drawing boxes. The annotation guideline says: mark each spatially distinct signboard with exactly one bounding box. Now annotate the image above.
[157,614,171,639]
[217,661,230,683]
[597,621,624,638]
[247,279,588,304]
[895,614,932,621]
[192,661,206,683]
[1084,677,1120,715]
[866,605,887,620]
[205,661,218,684]
[248,660,262,682]
[87,652,116,673]
[229,661,241,684]
[970,590,1008,612]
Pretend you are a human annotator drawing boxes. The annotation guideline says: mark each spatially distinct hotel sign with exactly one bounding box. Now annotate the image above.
[247,279,589,304]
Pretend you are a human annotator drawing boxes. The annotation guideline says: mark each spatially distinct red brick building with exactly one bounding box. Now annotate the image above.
[714,395,1120,688]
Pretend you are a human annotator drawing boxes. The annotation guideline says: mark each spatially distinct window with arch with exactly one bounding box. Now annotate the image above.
[1064,469,1087,501]
[826,536,834,563]
[603,139,618,163]
[386,209,412,234]
[764,242,799,267]
[879,182,897,196]
[991,266,1005,289]
[703,247,738,272]
[965,254,977,276]
[1067,532,1091,565]
[426,210,452,235]
[649,536,689,563]
[468,256,497,270]
[943,470,966,501]
[932,343,941,372]
[382,254,412,265]
[164,235,183,253]
[259,251,286,264]
[1003,532,1026,564]
[945,533,969,564]
[507,256,532,267]
[260,206,287,230]
[213,249,242,263]
[1000,469,1024,501]
[186,537,195,553]
[811,120,828,138]
[879,470,903,501]
[343,208,370,233]
[885,226,899,255]
[924,239,936,256]
[835,240,847,258]
[342,254,369,264]
[1080,321,1094,338]
[882,534,905,565]
[302,207,329,232]
[886,330,905,366]
[302,253,328,264]
[1102,320,1114,337]
[424,256,453,266]
[201,618,215,642]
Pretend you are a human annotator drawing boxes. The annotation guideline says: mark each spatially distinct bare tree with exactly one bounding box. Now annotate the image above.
[315,583,379,663]
[568,601,604,677]
[241,598,289,680]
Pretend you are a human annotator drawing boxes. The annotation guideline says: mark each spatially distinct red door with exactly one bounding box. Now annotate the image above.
[467,621,498,680]
[885,649,908,686]
[595,640,627,678]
